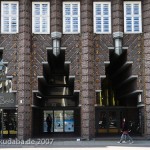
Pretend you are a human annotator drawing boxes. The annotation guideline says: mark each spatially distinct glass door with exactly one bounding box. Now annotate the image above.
[98,111,107,133]
[43,110,75,133]
[96,109,120,134]
[54,110,63,132]
[64,110,74,132]
[108,111,119,133]
[43,110,53,132]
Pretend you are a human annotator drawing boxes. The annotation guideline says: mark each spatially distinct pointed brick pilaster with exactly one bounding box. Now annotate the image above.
[112,0,123,32]
[143,0,150,138]
[51,0,62,33]
[17,0,32,140]
[80,0,95,139]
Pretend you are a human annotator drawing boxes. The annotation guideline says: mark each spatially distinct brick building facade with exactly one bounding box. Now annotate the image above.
[0,0,150,140]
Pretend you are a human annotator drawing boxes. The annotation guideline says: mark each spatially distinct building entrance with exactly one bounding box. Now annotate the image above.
[0,109,17,138]
[95,48,143,136]
[32,47,80,137]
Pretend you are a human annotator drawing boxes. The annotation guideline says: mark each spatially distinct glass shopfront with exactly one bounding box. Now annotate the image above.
[43,110,74,133]
[95,107,140,136]
[0,109,17,138]
[97,110,119,134]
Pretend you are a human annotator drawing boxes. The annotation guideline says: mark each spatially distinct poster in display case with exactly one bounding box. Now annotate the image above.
[54,110,63,132]
[64,110,74,132]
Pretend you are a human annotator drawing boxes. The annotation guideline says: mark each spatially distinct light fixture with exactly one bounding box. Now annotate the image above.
[138,94,142,103]
[20,99,23,104]
[51,32,62,56]
[113,32,123,55]
[36,95,42,99]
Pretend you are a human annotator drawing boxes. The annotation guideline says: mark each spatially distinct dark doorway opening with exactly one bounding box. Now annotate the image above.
[32,49,80,138]
[95,49,142,136]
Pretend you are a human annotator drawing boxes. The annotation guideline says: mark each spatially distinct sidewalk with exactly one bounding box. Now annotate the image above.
[0,138,150,148]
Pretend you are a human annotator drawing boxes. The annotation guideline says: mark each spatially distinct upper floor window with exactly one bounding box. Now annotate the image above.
[32,2,50,34]
[94,2,111,34]
[1,1,19,34]
[124,2,142,33]
[63,2,80,34]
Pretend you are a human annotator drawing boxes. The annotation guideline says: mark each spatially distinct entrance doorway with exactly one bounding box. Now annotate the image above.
[0,109,17,138]
[32,107,80,137]
[95,49,143,136]
[32,48,80,138]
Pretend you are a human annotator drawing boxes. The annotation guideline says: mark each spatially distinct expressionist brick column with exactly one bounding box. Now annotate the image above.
[17,0,32,139]
[81,0,95,139]
[51,0,62,32]
[143,0,150,137]
[112,0,123,32]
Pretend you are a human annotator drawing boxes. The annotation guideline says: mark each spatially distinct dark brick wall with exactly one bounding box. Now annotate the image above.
[61,34,81,89]
[143,0,150,137]
[94,35,113,90]
[0,0,148,139]
[31,35,52,90]
[123,34,144,90]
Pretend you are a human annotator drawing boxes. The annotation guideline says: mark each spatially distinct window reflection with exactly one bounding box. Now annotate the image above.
[99,112,107,129]
[109,111,117,128]
[0,53,12,93]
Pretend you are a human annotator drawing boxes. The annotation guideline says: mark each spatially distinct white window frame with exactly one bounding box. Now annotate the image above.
[124,1,142,33]
[1,1,19,34]
[93,2,111,34]
[32,2,50,34]
[63,2,80,34]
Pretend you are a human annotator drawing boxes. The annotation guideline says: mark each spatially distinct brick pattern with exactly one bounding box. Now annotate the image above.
[61,34,81,89]
[80,0,95,139]
[32,35,52,90]
[0,0,148,139]
[51,0,62,33]
[95,35,113,90]
[17,0,32,140]
[123,34,144,89]
[143,0,150,137]
[112,0,123,32]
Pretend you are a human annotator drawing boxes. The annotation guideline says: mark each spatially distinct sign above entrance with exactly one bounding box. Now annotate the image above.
[0,93,16,108]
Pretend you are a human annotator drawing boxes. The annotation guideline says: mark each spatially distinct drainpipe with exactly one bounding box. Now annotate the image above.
[113,32,123,55]
[51,32,62,56]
